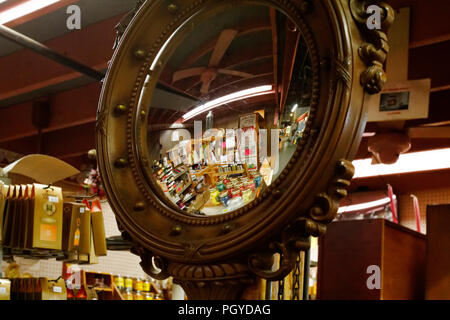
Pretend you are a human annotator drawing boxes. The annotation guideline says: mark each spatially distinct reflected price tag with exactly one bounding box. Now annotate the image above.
[53,286,62,293]
[48,196,59,203]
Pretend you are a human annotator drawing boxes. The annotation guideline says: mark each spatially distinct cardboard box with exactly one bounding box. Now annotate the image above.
[40,278,67,300]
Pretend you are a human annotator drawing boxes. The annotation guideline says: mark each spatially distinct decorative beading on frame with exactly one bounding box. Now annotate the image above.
[127,0,322,226]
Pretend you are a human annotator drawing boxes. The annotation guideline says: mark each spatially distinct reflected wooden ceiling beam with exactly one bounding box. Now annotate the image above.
[270,8,279,110]
[207,73,273,97]
[185,93,276,122]
[166,45,272,94]
[180,61,273,96]
[279,20,300,113]
[179,21,271,69]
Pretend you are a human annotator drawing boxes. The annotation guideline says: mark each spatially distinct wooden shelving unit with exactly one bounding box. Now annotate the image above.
[81,270,123,300]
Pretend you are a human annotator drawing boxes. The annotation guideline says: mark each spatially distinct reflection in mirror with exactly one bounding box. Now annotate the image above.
[147,4,312,216]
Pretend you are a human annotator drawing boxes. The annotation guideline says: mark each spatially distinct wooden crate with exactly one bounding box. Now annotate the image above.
[317,219,426,300]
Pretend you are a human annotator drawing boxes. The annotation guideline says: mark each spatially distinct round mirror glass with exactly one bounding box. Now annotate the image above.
[145,4,313,216]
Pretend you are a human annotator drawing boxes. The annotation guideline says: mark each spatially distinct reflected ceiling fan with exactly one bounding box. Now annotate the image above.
[172,29,254,94]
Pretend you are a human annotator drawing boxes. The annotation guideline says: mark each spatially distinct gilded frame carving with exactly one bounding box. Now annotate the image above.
[96,0,393,299]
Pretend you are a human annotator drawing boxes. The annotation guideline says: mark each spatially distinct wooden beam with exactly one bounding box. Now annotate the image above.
[0,14,122,104]
[349,168,450,194]
[410,33,450,49]
[3,0,79,28]
[408,127,450,139]
[389,0,450,49]
[409,40,450,89]
[0,82,101,143]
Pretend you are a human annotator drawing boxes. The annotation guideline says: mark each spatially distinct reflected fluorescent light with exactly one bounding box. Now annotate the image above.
[182,85,274,121]
[338,196,394,213]
[353,148,450,178]
[0,0,61,24]
[362,132,376,138]
[291,104,298,113]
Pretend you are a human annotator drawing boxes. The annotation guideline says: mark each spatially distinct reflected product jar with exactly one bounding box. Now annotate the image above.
[242,188,253,203]
[231,189,241,198]
[226,184,233,196]
[228,196,244,209]
[209,187,221,205]
[236,183,245,191]
[254,175,262,188]
[216,181,226,192]
[245,181,255,192]
[219,191,230,207]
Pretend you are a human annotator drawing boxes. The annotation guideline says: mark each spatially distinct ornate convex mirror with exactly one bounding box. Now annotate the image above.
[97,0,394,299]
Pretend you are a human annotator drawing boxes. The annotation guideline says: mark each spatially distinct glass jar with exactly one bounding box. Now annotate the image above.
[242,188,253,203]
[254,175,262,188]
[134,291,144,300]
[114,275,124,290]
[133,278,143,292]
[124,289,134,300]
[216,181,226,192]
[143,279,151,292]
[145,292,154,300]
[245,181,255,192]
[219,192,230,207]
[231,189,241,198]
[124,277,133,290]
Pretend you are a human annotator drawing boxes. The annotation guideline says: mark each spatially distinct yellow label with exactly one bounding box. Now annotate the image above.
[73,228,80,246]
[40,224,57,242]
[125,278,133,289]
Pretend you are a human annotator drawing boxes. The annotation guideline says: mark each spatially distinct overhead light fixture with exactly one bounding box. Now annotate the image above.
[353,148,450,178]
[338,196,394,213]
[182,85,274,121]
[0,0,61,25]
[291,103,298,113]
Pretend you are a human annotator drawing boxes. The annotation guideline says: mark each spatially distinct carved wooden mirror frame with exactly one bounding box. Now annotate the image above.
[96,0,394,299]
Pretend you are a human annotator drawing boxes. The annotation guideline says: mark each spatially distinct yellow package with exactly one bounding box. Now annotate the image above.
[32,184,63,250]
